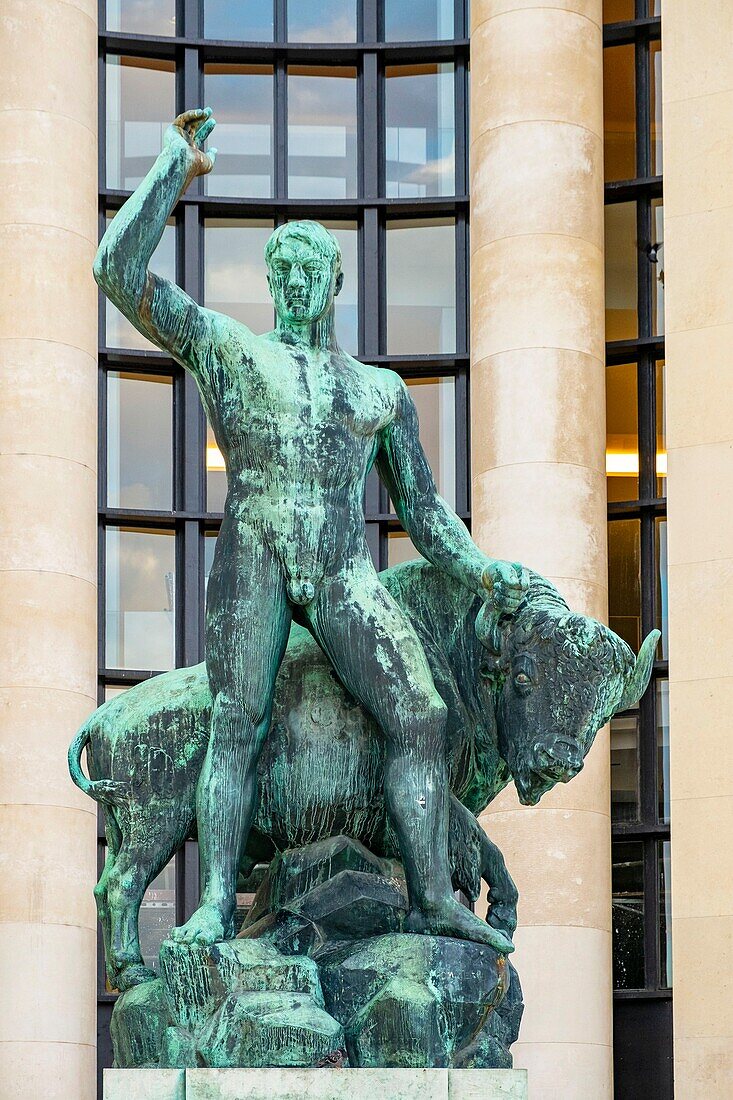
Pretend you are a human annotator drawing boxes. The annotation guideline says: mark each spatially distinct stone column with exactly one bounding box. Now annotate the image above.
[662,5,733,1096]
[470,2,609,1097]
[0,1,98,1098]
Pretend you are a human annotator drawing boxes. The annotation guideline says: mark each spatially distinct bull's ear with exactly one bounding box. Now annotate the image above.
[614,629,661,713]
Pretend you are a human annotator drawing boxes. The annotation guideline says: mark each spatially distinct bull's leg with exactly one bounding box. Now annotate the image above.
[95,822,120,988]
[479,828,518,942]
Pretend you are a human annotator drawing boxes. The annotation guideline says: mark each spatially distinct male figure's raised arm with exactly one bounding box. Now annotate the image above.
[94,108,223,373]
[377,376,527,610]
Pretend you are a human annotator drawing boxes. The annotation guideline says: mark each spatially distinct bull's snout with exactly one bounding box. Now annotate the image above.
[532,738,583,782]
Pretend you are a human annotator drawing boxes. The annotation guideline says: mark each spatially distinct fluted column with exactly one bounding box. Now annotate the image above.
[662,4,733,1096]
[0,1,98,1098]
[470,2,610,1096]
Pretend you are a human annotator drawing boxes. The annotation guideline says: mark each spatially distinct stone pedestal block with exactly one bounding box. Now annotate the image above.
[104,1067,528,1100]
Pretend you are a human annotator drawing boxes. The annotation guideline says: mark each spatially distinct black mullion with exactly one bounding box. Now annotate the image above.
[362,207,380,358]
[637,197,653,341]
[275,60,288,198]
[275,0,287,43]
[643,837,660,990]
[455,367,469,516]
[181,0,200,38]
[454,57,467,199]
[455,215,468,356]
[455,0,467,38]
[98,36,107,189]
[362,0,378,43]
[635,26,651,182]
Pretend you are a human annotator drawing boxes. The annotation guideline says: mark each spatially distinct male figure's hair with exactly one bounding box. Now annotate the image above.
[264,220,342,278]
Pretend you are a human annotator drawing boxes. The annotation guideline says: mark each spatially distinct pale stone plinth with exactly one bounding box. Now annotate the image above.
[104,1069,185,1100]
[104,1068,528,1100]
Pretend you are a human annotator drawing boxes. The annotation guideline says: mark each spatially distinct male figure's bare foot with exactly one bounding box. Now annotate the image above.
[404,896,515,954]
[169,901,228,946]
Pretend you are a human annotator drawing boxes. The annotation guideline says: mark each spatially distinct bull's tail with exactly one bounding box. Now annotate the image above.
[68,723,127,806]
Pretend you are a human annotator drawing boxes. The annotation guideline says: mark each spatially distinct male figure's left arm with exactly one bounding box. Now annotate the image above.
[377,377,526,609]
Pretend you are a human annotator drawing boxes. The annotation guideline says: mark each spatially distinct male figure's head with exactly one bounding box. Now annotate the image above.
[265,221,343,327]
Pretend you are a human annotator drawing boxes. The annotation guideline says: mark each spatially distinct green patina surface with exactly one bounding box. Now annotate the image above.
[72,106,660,1068]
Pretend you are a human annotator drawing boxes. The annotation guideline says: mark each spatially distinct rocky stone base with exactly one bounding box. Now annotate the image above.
[110,837,522,1071]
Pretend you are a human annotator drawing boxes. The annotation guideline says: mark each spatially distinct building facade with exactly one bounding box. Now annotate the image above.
[0,1,730,1098]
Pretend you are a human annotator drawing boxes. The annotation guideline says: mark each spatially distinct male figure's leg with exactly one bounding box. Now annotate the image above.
[305,554,509,948]
[172,526,291,945]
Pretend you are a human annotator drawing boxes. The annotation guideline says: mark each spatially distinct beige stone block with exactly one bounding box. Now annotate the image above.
[472,9,603,140]
[0,1040,96,1100]
[665,206,733,336]
[662,6,733,105]
[666,558,733,683]
[666,330,733,449]
[187,1068,450,1100]
[672,915,733,1037]
[104,1069,185,1100]
[0,804,97,928]
[472,0,601,33]
[0,224,97,357]
[511,1040,612,1100]
[0,339,97,469]
[479,806,611,930]
[0,921,96,1045]
[0,687,96,811]
[0,569,96,696]
[0,0,97,130]
[471,349,605,476]
[472,462,608,586]
[449,1070,528,1099]
[470,122,603,250]
[509,924,612,1046]
[670,796,733,921]
[0,454,96,581]
[673,1036,733,1100]
[668,677,733,800]
[0,109,97,245]
[666,442,733,564]
[663,91,733,219]
[471,234,605,363]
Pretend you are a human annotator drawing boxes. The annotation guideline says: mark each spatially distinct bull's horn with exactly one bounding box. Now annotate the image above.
[475,601,503,655]
[615,629,661,713]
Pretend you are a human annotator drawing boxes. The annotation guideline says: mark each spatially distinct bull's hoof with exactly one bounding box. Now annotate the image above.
[404,898,515,953]
[170,902,227,946]
[116,962,158,992]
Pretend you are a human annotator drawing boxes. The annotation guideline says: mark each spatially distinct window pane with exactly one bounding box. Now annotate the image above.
[605,202,638,341]
[205,531,218,595]
[139,860,176,970]
[206,421,227,512]
[388,530,424,567]
[107,372,173,510]
[105,0,175,34]
[608,519,641,652]
[318,221,358,355]
[658,840,672,987]
[385,0,454,41]
[655,517,668,660]
[657,679,670,825]
[288,0,356,41]
[106,56,175,190]
[603,0,634,20]
[406,377,456,510]
[204,219,274,332]
[650,41,663,176]
[104,685,130,701]
[652,199,665,335]
[606,363,639,503]
[205,0,274,40]
[656,361,666,498]
[105,216,175,350]
[612,841,645,989]
[287,67,357,199]
[611,713,640,823]
[204,66,273,198]
[603,45,636,182]
[105,528,175,671]
[387,219,456,354]
[386,65,455,198]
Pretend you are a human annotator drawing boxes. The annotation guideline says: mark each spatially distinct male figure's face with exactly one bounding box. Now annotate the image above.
[267,239,342,326]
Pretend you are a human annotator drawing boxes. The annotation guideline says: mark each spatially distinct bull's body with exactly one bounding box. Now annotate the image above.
[71,560,656,990]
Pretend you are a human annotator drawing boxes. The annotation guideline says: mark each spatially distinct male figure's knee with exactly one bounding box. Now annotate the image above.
[395,693,448,750]
[213,689,269,733]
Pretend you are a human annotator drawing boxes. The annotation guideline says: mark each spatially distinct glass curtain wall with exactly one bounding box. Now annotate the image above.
[97,1,470,1088]
[603,2,670,1095]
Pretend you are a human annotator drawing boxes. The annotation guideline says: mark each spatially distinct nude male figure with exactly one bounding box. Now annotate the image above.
[95,108,527,950]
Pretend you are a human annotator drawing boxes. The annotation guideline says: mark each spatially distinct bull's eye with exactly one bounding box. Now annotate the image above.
[514,671,532,693]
